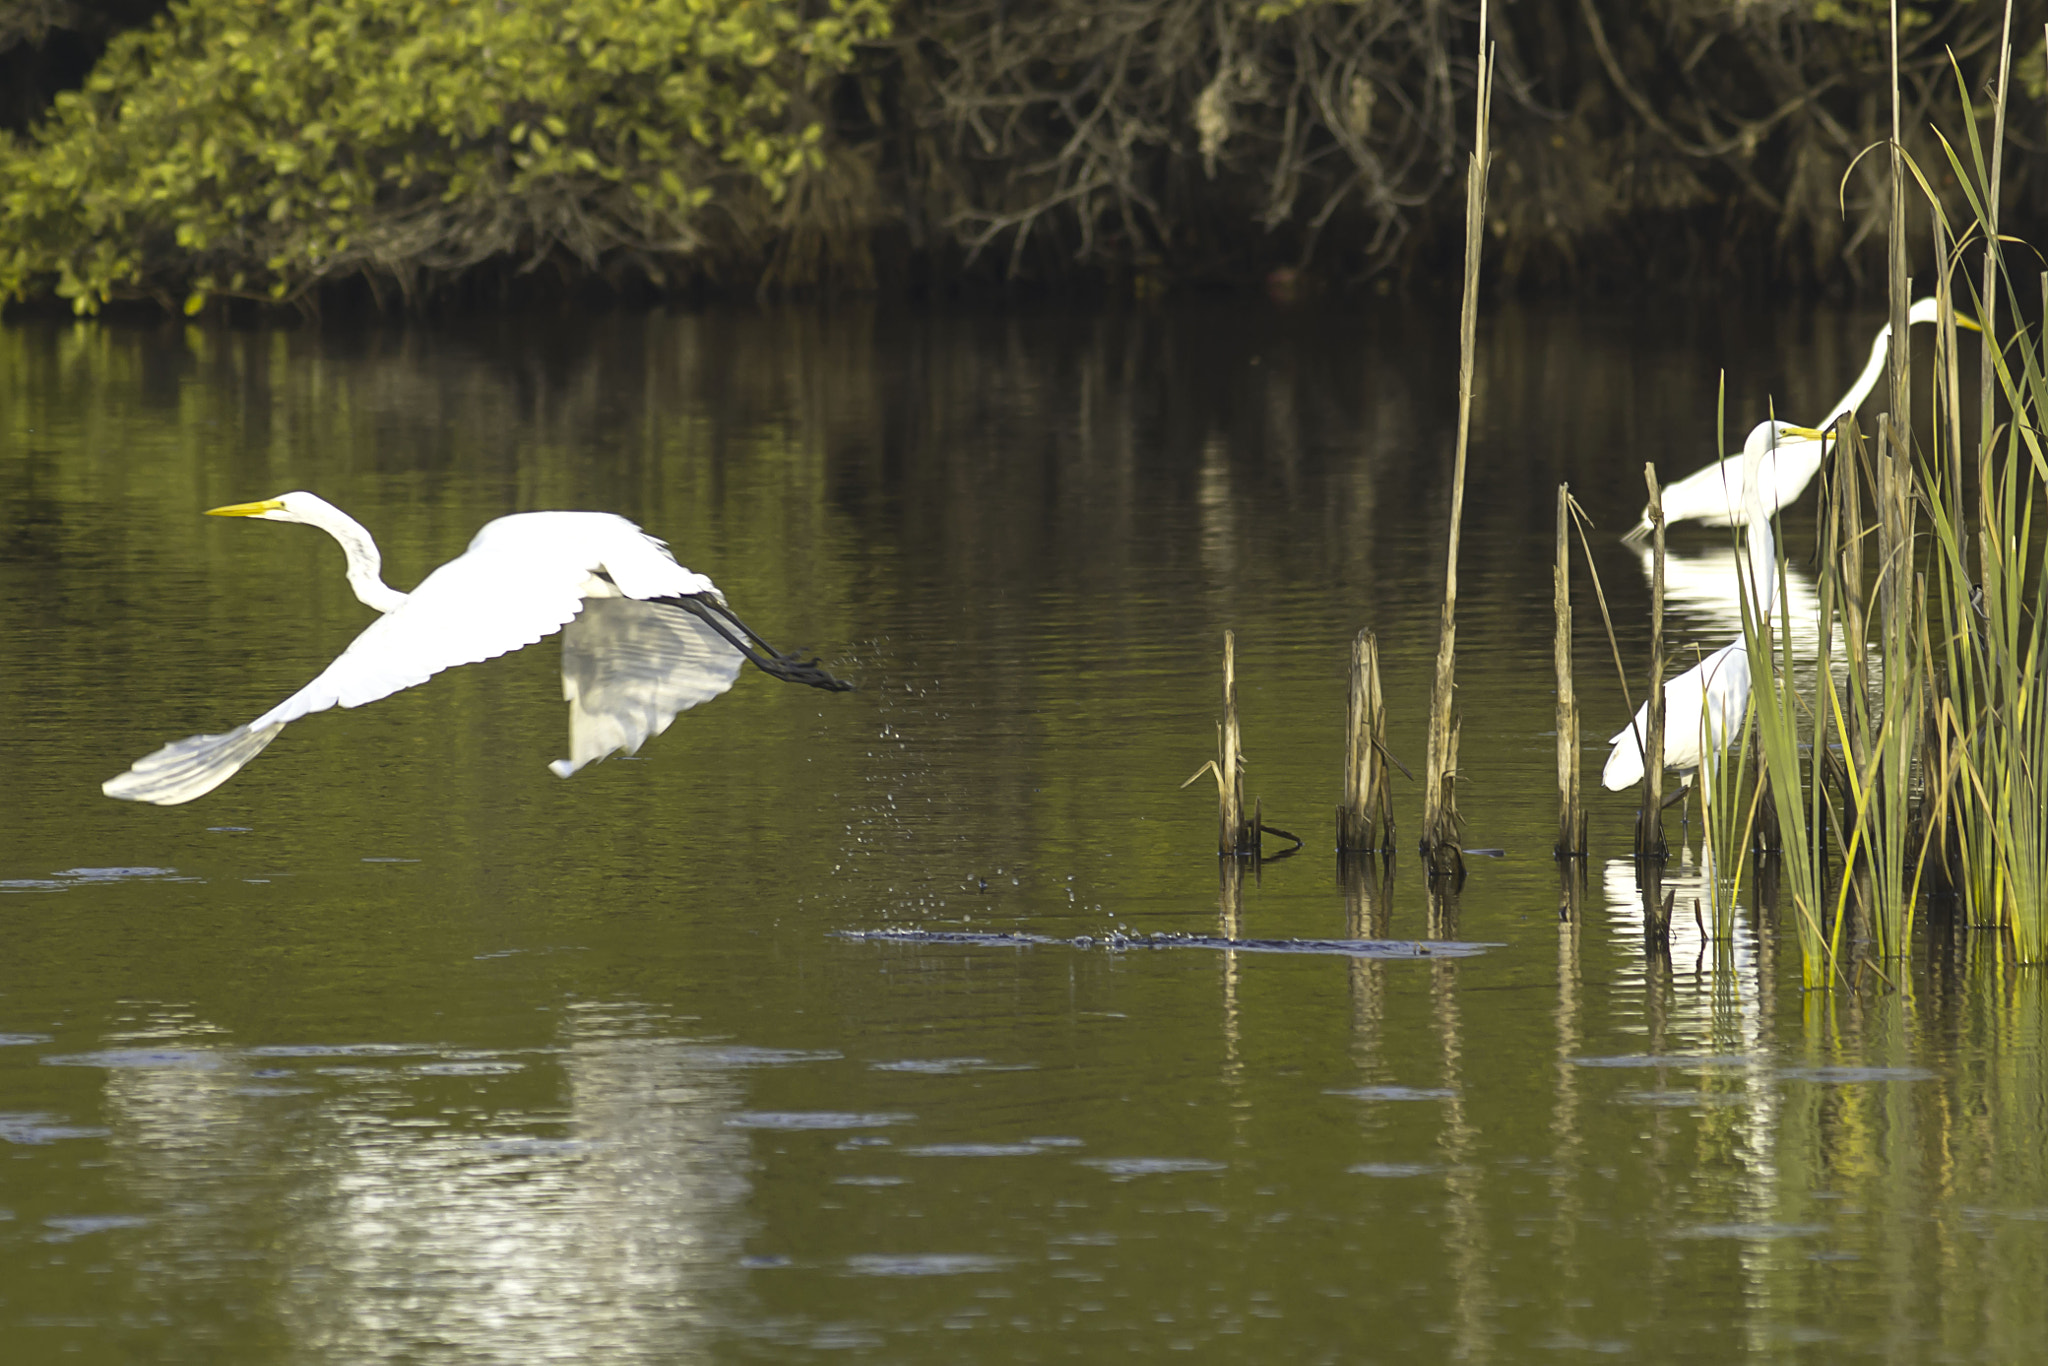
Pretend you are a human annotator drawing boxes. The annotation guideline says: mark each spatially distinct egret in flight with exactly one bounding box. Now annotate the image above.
[103,493,854,805]
[1603,421,1823,792]
[1624,300,1978,540]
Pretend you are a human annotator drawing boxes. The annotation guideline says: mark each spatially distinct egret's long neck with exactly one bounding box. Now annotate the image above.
[1816,323,1894,433]
[304,503,407,613]
[1741,461,1779,623]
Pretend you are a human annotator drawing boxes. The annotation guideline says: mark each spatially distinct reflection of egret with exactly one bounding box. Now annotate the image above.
[1625,300,1975,539]
[1604,422,1822,792]
[104,492,854,805]
[1639,543,1821,656]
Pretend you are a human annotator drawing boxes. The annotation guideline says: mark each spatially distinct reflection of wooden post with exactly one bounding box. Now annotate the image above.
[1557,859,1584,927]
[1554,485,1585,859]
[1219,854,1245,939]
[1343,850,1394,940]
[1338,630,1391,852]
[1426,872,1460,942]
[1637,465,1668,862]
[1641,863,1673,950]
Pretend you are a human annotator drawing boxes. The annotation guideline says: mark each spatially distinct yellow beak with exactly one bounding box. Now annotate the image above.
[205,499,285,517]
[1955,314,1985,334]
[1781,425,1826,441]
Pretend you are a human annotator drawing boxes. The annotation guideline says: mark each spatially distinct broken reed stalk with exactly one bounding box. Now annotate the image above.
[1554,483,1585,859]
[1220,630,1253,856]
[1421,0,1491,880]
[1184,630,1259,856]
[1338,628,1393,853]
[1637,464,1667,862]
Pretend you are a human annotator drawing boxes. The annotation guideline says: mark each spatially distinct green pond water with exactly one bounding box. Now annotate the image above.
[1,303,2044,1363]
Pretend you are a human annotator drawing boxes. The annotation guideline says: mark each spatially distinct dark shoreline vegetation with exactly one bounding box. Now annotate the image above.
[2,0,2043,316]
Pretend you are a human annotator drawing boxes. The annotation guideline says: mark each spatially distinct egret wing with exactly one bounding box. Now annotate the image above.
[253,552,591,728]
[104,552,592,805]
[551,598,745,777]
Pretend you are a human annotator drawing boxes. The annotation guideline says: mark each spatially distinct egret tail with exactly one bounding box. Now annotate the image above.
[102,722,287,806]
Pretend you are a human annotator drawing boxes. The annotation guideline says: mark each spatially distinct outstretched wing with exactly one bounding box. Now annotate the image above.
[103,551,593,805]
[551,598,745,778]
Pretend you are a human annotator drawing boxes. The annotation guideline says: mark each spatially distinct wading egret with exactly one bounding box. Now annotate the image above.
[103,492,853,805]
[1603,421,1823,792]
[1624,300,1978,540]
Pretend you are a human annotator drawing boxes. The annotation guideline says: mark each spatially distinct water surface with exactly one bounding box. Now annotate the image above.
[2,301,2043,1362]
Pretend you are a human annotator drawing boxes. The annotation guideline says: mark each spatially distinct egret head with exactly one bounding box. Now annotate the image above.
[1737,420,1824,505]
[204,491,404,611]
[206,491,337,524]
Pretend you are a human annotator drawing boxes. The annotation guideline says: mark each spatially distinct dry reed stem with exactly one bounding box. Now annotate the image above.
[1554,483,1585,858]
[1422,0,1491,879]
[1638,463,1667,861]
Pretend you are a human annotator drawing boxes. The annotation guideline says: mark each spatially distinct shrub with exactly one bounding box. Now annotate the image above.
[0,0,891,311]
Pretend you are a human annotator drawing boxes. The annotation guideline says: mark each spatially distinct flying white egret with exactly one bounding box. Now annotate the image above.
[1603,421,1822,792]
[103,492,853,805]
[1624,300,1978,540]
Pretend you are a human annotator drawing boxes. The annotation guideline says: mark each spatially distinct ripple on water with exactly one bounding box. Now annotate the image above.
[1,867,196,894]
[868,1057,1037,1075]
[41,1214,149,1242]
[1778,1066,1937,1083]
[407,1061,524,1076]
[1079,1157,1226,1177]
[903,1137,1083,1157]
[0,1034,52,1047]
[1615,1090,1752,1109]
[1573,1054,1756,1070]
[1348,1163,1447,1178]
[1326,1086,1456,1101]
[843,1254,1012,1277]
[245,1056,442,1064]
[0,1114,109,1145]
[675,1046,845,1069]
[725,1112,914,1131]
[1673,1223,1827,1241]
[41,1049,223,1071]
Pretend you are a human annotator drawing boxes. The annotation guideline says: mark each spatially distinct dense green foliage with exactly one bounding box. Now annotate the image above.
[0,0,2039,309]
[0,0,890,311]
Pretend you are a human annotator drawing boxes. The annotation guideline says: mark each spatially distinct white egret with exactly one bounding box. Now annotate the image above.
[1624,300,1977,540]
[103,492,853,805]
[1602,421,1822,792]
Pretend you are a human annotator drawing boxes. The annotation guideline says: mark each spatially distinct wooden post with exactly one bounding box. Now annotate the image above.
[1637,464,1667,861]
[1422,0,1491,882]
[1554,483,1585,859]
[1338,629,1391,853]
[1220,630,1251,856]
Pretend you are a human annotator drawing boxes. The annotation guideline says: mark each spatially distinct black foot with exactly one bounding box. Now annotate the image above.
[659,593,856,692]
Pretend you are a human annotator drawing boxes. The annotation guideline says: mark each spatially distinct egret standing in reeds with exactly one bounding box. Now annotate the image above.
[1624,301,1977,540]
[103,492,854,805]
[1603,422,1823,793]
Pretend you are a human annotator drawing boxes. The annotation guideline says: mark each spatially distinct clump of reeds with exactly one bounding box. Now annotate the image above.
[1730,2,2048,978]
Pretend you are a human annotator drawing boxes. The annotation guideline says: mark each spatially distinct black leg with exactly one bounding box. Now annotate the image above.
[657,594,856,692]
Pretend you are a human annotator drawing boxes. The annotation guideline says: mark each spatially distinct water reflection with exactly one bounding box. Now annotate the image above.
[1634,541,1823,651]
[59,1004,762,1363]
